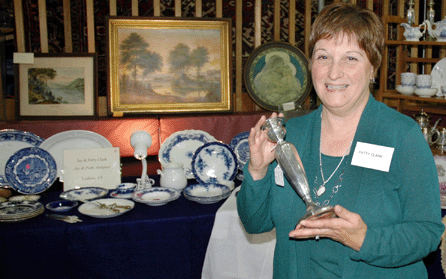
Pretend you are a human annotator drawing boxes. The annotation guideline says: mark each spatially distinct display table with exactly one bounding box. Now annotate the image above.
[0,177,225,279]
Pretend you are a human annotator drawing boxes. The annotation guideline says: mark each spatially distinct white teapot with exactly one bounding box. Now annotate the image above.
[424,18,446,42]
[400,22,426,41]
[157,162,188,191]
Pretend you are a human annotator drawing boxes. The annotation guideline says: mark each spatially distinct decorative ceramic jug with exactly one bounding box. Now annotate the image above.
[424,18,446,42]
[400,22,426,41]
[157,162,188,191]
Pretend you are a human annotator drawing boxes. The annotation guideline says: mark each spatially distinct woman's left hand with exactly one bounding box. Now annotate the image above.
[289,205,367,251]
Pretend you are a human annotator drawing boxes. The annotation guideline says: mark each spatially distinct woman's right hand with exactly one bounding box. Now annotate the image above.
[247,112,281,180]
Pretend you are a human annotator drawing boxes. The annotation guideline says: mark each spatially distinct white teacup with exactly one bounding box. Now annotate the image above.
[416,74,432,89]
[401,72,417,86]
[116,182,137,194]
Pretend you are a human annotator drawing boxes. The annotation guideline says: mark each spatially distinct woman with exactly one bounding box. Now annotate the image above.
[237,3,444,278]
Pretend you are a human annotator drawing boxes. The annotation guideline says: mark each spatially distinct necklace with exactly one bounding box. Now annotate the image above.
[315,129,353,197]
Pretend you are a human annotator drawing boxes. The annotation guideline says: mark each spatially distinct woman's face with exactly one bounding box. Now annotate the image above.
[310,34,373,113]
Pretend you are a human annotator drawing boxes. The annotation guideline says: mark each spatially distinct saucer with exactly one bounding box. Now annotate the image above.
[110,190,133,199]
[414,88,438,97]
[396,85,414,95]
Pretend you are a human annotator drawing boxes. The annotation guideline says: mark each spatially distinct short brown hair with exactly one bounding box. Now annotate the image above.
[309,3,384,74]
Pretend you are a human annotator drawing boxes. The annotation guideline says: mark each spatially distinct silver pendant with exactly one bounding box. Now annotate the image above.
[316,185,326,196]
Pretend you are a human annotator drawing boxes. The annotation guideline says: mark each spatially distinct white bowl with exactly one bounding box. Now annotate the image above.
[414,88,438,97]
[396,85,414,95]
[131,187,180,206]
[183,183,231,204]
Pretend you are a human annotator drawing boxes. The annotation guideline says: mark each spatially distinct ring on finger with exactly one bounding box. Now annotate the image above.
[315,235,320,240]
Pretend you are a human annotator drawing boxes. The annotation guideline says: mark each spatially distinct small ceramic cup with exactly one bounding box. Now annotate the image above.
[116,182,137,195]
[136,177,155,190]
[401,72,417,86]
[416,74,432,89]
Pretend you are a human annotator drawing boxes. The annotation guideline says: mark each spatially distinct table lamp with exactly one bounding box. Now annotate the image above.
[130,131,152,185]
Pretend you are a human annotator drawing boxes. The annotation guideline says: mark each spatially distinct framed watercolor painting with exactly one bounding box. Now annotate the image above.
[106,17,232,116]
[15,53,98,119]
[244,42,312,111]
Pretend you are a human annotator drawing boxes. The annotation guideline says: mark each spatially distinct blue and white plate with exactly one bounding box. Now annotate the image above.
[60,187,109,201]
[5,147,57,194]
[0,130,44,186]
[159,130,217,179]
[191,142,237,184]
[0,200,45,222]
[229,131,250,171]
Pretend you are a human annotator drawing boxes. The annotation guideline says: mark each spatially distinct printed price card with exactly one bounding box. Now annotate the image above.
[62,147,121,191]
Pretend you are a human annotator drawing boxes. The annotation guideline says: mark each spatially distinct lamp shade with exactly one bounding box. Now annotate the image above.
[130,131,152,160]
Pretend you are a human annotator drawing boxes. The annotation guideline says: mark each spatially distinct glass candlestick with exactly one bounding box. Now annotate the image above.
[261,117,336,224]
[407,0,415,25]
[427,0,435,24]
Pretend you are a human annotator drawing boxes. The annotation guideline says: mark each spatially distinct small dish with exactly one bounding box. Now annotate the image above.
[396,85,414,95]
[60,187,109,201]
[9,194,41,202]
[414,88,438,97]
[45,200,78,212]
[110,190,133,199]
[132,187,180,206]
[183,183,231,204]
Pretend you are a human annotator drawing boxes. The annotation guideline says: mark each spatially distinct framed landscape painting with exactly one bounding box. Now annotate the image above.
[16,53,98,119]
[106,17,232,116]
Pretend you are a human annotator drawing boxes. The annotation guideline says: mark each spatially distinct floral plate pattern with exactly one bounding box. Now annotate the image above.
[229,131,250,171]
[191,142,237,185]
[159,130,217,179]
[0,129,44,186]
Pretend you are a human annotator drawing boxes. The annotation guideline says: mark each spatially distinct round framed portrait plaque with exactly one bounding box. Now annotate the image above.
[244,42,311,111]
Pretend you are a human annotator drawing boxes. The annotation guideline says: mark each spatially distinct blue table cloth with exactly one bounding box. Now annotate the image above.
[0,177,226,279]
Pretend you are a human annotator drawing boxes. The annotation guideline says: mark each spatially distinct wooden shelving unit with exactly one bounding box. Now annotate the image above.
[376,7,446,115]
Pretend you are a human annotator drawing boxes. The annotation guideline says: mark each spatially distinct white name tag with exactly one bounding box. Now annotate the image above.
[274,164,285,186]
[351,142,394,172]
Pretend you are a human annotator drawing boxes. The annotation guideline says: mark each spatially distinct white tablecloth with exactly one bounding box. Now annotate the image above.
[202,187,276,279]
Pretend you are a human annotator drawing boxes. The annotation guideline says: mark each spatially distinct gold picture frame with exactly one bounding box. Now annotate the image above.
[106,17,232,116]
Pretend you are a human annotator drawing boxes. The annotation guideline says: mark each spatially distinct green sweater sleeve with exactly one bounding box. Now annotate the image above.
[237,163,277,234]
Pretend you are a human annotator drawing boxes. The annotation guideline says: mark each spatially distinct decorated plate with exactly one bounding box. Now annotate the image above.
[183,183,231,204]
[60,187,109,201]
[0,130,44,186]
[78,198,134,218]
[132,187,180,206]
[110,190,133,199]
[39,130,112,181]
[159,130,217,179]
[191,142,237,184]
[0,201,45,222]
[244,42,312,111]
[5,147,57,194]
[229,132,250,171]
[432,57,446,97]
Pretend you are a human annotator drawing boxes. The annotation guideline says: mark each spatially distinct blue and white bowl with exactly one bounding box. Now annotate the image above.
[183,183,231,204]
[45,200,78,212]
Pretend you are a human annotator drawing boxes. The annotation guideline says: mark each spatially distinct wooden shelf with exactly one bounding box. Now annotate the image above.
[385,40,446,46]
